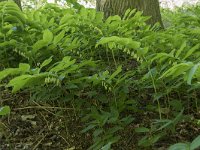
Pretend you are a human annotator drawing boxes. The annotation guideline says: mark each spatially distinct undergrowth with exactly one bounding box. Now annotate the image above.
[0,1,200,150]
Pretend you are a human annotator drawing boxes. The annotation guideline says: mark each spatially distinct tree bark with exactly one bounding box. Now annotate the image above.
[13,0,22,10]
[96,0,164,28]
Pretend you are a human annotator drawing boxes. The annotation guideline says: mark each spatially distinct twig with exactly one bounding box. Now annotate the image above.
[32,134,47,150]
[58,134,70,146]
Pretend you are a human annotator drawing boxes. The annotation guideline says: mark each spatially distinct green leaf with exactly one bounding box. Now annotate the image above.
[0,64,29,81]
[168,143,189,150]
[183,44,200,60]
[50,56,76,73]
[53,30,65,45]
[7,74,47,93]
[43,29,53,44]
[7,75,33,93]
[19,63,30,72]
[0,106,10,116]
[93,128,103,137]
[123,9,131,20]
[160,62,193,79]
[4,15,24,29]
[169,100,183,111]
[175,41,187,58]
[101,142,112,150]
[32,40,48,53]
[138,133,165,147]
[135,127,150,133]
[0,68,18,81]
[107,66,122,82]
[5,9,26,24]
[81,124,96,133]
[171,109,184,126]
[60,14,74,25]
[151,53,175,63]
[40,57,53,69]
[186,64,199,85]
[96,36,140,49]
[190,135,200,150]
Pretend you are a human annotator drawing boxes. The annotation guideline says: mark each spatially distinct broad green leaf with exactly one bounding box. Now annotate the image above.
[123,9,131,20]
[53,30,65,45]
[137,47,149,56]
[175,41,187,58]
[186,63,199,85]
[0,106,10,116]
[107,66,122,82]
[4,15,24,29]
[0,68,18,81]
[5,9,26,23]
[173,109,184,126]
[7,74,47,93]
[151,53,175,63]
[48,18,55,27]
[96,36,140,49]
[43,29,53,44]
[172,63,194,78]
[60,14,74,25]
[155,119,172,131]
[138,133,165,147]
[0,64,29,81]
[106,16,121,24]
[183,44,200,60]
[120,116,134,125]
[81,124,96,133]
[40,57,53,69]
[50,56,76,73]
[0,41,12,47]
[8,75,34,93]
[93,128,103,137]
[160,62,193,79]
[32,40,48,53]
[190,135,200,150]
[168,143,189,150]
[169,100,183,111]
[107,126,123,134]
[33,11,41,22]
[135,127,150,133]
[80,8,87,18]
[0,39,16,47]
[157,109,183,131]
[19,63,30,72]
[190,28,200,35]
[101,142,112,150]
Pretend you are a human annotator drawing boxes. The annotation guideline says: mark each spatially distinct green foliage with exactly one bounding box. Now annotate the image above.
[0,106,10,116]
[0,1,200,149]
[168,135,200,150]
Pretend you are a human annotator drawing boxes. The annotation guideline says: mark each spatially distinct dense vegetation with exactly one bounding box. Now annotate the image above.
[0,1,200,149]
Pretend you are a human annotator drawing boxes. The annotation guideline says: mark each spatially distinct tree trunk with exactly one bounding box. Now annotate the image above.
[0,0,22,10]
[96,0,164,28]
[13,0,22,10]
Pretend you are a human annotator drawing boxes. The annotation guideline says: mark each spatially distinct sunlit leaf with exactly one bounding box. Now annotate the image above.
[168,143,189,150]
[190,135,200,150]
[0,106,10,116]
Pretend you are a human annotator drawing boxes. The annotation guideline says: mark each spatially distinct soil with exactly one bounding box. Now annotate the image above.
[0,90,92,150]
[1,89,200,150]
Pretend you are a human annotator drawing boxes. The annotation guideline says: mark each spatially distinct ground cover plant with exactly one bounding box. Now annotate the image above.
[0,1,200,149]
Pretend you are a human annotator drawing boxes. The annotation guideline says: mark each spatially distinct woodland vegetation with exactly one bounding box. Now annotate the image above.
[0,0,200,149]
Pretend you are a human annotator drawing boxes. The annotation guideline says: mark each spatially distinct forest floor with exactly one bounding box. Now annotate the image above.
[0,89,200,150]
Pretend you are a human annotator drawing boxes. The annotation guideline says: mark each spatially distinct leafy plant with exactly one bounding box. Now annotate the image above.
[0,106,10,116]
[169,135,200,150]
[1,1,200,149]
